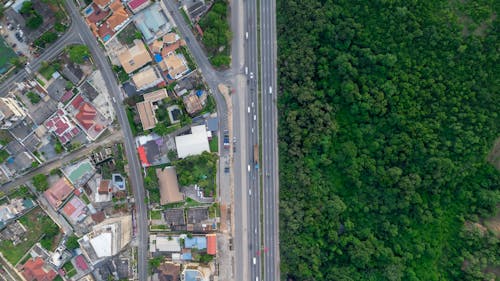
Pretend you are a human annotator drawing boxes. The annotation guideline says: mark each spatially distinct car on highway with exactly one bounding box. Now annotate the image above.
[253,257,256,265]
[246,32,249,39]
[253,115,256,121]
[269,86,273,94]
[248,106,250,113]
[250,72,254,79]
[245,66,248,75]
[248,165,251,172]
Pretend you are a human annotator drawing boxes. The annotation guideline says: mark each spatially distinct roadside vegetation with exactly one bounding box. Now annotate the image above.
[277,0,499,280]
[198,0,231,68]
[173,152,218,197]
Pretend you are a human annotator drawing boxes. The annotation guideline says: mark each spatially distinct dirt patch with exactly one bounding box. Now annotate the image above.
[487,137,500,171]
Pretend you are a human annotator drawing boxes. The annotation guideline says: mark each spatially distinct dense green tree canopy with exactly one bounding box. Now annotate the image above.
[277,0,499,280]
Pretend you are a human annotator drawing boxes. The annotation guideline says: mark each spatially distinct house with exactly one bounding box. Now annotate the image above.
[127,0,150,14]
[86,0,131,42]
[62,196,88,224]
[98,179,112,194]
[174,125,210,158]
[22,257,58,281]
[149,235,181,252]
[136,89,168,130]
[161,53,189,80]
[44,109,80,144]
[131,66,163,91]
[69,95,109,140]
[44,178,75,210]
[107,1,130,32]
[184,236,207,250]
[150,40,164,54]
[206,233,217,255]
[93,0,113,10]
[117,39,152,74]
[136,134,169,167]
[79,215,132,265]
[133,3,171,43]
[156,262,180,281]
[156,166,183,205]
[0,96,26,129]
[163,33,180,45]
[182,92,203,115]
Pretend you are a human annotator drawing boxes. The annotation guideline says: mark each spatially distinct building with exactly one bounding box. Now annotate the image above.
[62,196,88,224]
[44,178,75,210]
[86,0,131,42]
[155,262,180,281]
[149,235,181,253]
[136,134,169,167]
[117,39,152,74]
[21,257,58,281]
[0,96,27,129]
[156,166,183,205]
[184,236,207,250]
[182,92,203,115]
[127,0,150,13]
[44,109,80,144]
[163,33,180,45]
[136,89,168,130]
[134,3,171,43]
[174,125,210,158]
[161,53,189,80]
[68,95,109,140]
[79,215,132,265]
[131,66,163,91]
[206,233,217,255]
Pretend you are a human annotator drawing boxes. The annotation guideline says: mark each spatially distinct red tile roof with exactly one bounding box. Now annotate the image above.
[137,146,149,166]
[128,0,147,10]
[75,102,97,130]
[44,178,74,209]
[91,211,105,223]
[98,179,111,194]
[60,91,74,103]
[75,255,89,271]
[206,233,217,255]
[86,4,109,24]
[71,95,84,109]
[22,257,57,281]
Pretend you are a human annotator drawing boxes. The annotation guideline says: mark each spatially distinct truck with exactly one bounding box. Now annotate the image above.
[253,144,259,169]
[223,130,230,149]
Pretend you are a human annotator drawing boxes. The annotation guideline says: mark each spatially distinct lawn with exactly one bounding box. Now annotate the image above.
[0,207,59,265]
[209,136,218,152]
[150,210,162,220]
[0,38,16,73]
[38,63,58,80]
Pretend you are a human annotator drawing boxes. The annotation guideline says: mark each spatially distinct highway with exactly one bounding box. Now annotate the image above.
[260,0,280,279]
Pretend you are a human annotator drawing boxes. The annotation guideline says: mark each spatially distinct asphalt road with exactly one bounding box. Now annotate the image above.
[61,0,150,280]
[0,17,83,94]
[260,0,280,279]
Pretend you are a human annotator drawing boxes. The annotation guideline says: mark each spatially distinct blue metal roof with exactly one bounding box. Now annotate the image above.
[184,237,207,249]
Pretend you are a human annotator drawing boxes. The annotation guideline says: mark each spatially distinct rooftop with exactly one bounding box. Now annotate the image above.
[184,236,207,250]
[117,39,152,74]
[206,233,217,255]
[134,3,170,43]
[149,235,181,252]
[174,125,210,158]
[156,166,183,205]
[163,54,189,80]
[61,196,87,224]
[136,89,168,130]
[44,178,74,209]
[131,66,163,90]
[128,0,150,12]
[22,257,57,281]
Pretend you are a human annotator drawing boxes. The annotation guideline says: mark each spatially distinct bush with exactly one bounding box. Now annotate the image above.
[65,235,79,250]
[26,92,41,104]
[210,55,230,68]
[32,174,48,192]
[34,32,58,48]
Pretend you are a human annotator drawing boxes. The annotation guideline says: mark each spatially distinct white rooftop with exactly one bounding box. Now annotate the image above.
[90,232,112,257]
[175,125,210,159]
[150,235,181,252]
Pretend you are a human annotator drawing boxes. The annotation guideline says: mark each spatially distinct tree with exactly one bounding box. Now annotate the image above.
[66,235,79,250]
[32,174,48,192]
[153,122,169,136]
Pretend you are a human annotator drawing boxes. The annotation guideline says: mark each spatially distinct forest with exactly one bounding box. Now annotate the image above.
[277,0,499,280]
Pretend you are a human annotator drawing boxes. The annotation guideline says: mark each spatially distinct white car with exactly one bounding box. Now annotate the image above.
[245,32,248,39]
[253,257,256,265]
[253,115,256,121]
[269,86,273,94]
[248,106,250,113]
[251,102,254,108]
[245,66,248,75]
[248,165,251,172]
[249,189,252,196]
[250,72,254,79]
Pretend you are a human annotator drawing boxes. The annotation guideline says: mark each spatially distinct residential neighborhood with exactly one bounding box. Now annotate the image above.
[0,0,225,279]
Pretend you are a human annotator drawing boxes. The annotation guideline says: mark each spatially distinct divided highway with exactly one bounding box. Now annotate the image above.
[260,0,280,279]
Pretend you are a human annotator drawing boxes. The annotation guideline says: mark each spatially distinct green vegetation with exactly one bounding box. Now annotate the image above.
[32,174,48,192]
[0,149,9,163]
[63,261,77,277]
[199,0,231,67]
[278,0,500,280]
[150,210,162,220]
[177,46,196,70]
[126,107,139,136]
[0,208,59,264]
[209,136,218,152]
[67,45,90,64]
[65,235,79,250]
[149,256,164,272]
[0,38,16,71]
[144,168,160,204]
[112,65,129,83]
[20,1,43,30]
[173,152,218,197]
[38,61,61,80]
[26,92,41,104]
[34,31,58,48]
[54,138,64,154]
[8,185,34,200]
